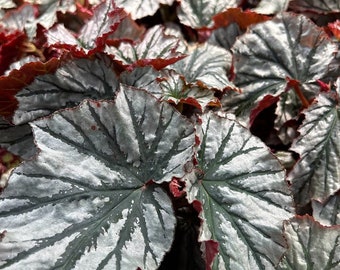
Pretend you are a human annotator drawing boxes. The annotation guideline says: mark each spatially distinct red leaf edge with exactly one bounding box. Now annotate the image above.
[0,29,27,75]
[130,55,187,71]
[328,20,340,40]
[201,240,219,270]
[192,200,219,269]
[249,95,279,126]
[0,58,60,118]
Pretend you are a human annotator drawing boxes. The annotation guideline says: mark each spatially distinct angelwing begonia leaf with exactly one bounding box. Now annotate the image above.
[170,43,236,91]
[228,12,337,120]
[189,112,292,269]
[13,56,119,125]
[312,194,340,226]
[0,87,196,269]
[106,25,185,70]
[115,0,175,20]
[278,216,340,270]
[287,92,340,208]
[177,0,241,28]
[289,0,340,13]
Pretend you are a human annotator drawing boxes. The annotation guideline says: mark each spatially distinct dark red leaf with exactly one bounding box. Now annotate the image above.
[213,8,270,31]
[197,28,213,43]
[132,56,186,71]
[0,29,26,75]
[178,97,202,110]
[75,2,93,21]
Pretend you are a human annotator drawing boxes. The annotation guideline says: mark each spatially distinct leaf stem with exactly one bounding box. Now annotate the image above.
[287,78,310,108]
[22,41,46,62]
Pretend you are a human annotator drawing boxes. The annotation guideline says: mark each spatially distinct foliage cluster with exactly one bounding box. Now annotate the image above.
[0,0,339,269]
